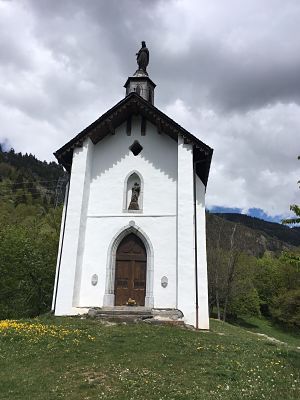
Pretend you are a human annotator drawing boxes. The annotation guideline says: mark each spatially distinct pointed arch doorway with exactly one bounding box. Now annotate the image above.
[115,233,147,306]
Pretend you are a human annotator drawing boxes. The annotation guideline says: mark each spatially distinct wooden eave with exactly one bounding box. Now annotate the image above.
[54,92,213,186]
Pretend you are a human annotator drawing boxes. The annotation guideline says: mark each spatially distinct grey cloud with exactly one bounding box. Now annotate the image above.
[21,0,300,113]
[22,0,300,111]
[0,0,299,216]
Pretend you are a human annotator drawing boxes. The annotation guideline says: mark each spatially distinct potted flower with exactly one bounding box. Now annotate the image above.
[126,298,137,306]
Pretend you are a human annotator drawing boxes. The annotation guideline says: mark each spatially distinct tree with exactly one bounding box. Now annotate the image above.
[254,252,300,327]
[207,218,225,319]
[0,217,59,318]
[222,224,238,321]
[207,220,261,321]
[254,255,282,316]
[271,289,300,328]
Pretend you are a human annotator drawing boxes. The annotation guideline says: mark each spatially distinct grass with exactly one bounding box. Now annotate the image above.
[230,316,300,347]
[0,316,299,400]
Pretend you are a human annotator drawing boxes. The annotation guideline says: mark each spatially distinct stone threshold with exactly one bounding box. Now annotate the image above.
[87,307,184,325]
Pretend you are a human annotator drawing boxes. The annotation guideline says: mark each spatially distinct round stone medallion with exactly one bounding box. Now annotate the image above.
[91,274,98,286]
[161,276,168,288]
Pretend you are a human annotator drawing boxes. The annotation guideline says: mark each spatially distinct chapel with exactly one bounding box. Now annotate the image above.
[52,42,213,329]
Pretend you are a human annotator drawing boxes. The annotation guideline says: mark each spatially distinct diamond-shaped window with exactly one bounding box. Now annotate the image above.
[129,140,143,156]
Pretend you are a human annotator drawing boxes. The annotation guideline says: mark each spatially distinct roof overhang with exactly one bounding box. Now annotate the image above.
[54,92,213,186]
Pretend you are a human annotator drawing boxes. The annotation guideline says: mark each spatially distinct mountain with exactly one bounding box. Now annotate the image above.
[214,213,300,247]
[208,212,300,257]
[0,147,67,206]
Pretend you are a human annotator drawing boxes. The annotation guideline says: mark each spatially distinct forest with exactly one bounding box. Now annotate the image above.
[0,147,299,330]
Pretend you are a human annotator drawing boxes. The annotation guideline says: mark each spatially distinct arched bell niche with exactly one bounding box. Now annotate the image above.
[123,171,143,213]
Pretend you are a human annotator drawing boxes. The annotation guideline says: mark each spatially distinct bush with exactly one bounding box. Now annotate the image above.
[271,289,300,329]
[0,223,58,319]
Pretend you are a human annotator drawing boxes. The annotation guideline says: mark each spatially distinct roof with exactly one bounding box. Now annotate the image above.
[54,92,213,186]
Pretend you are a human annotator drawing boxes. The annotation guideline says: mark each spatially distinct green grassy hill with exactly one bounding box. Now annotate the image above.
[0,317,299,400]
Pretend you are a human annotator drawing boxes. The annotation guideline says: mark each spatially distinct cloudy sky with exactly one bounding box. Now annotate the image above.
[0,0,299,221]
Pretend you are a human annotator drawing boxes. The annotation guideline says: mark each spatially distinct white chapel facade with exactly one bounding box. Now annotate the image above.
[52,42,213,329]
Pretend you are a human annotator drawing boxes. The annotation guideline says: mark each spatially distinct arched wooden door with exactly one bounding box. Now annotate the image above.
[115,233,147,306]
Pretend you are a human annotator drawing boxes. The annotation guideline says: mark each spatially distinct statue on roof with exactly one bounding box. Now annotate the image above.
[136,41,149,73]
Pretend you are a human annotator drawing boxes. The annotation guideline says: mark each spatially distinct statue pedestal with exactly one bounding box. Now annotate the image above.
[134,69,148,77]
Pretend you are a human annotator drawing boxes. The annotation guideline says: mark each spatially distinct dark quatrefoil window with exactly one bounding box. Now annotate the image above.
[129,140,143,156]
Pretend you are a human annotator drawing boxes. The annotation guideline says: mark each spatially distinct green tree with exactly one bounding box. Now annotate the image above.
[254,255,282,315]
[271,289,300,328]
[254,252,300,327]
[0,220,58,319]
[226,253,260,318]
[229,285,261,317]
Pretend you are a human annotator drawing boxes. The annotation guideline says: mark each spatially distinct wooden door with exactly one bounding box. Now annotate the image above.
[115,233,147,306]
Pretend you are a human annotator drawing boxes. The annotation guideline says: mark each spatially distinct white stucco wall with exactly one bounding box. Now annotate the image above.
[80,117,178,308]
[196,176,210,329]
[54,138,94,315]
[88,118,177,216]
[53,116,210,329]
[54,117,178,314]
[79,217,177,309]
[177,135,197,326]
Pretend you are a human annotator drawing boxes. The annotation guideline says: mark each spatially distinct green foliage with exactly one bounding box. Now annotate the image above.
[0,147,67,207]
[255,255,282,306]
[0,147,64,319]
[224,253,261,318]
[207,220,300,327]
[207,221,262,321]
[229,285,261,317]
[0,147,65,182]
[254,253,300,328]
[283,205,300,225]
[0,219,59,319]
[271,289,300,328]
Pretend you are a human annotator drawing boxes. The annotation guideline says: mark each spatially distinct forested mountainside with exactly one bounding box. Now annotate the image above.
[207,213,299,257]
[215,212,300,247]
[0,146,67,206]
[0,147,299,328]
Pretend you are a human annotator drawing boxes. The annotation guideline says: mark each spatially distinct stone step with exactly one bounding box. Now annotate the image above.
[87,309,152,324]
[88,307,152,318]
[96,315,152,323]
[144,319,185,327]
[87,307,185,325]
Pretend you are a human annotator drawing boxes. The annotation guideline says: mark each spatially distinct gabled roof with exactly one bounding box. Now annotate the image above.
[54,92,213,186]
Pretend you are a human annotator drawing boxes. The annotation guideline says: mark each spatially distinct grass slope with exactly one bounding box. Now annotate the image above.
[230,316,300,348]
[0,317,299,400]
